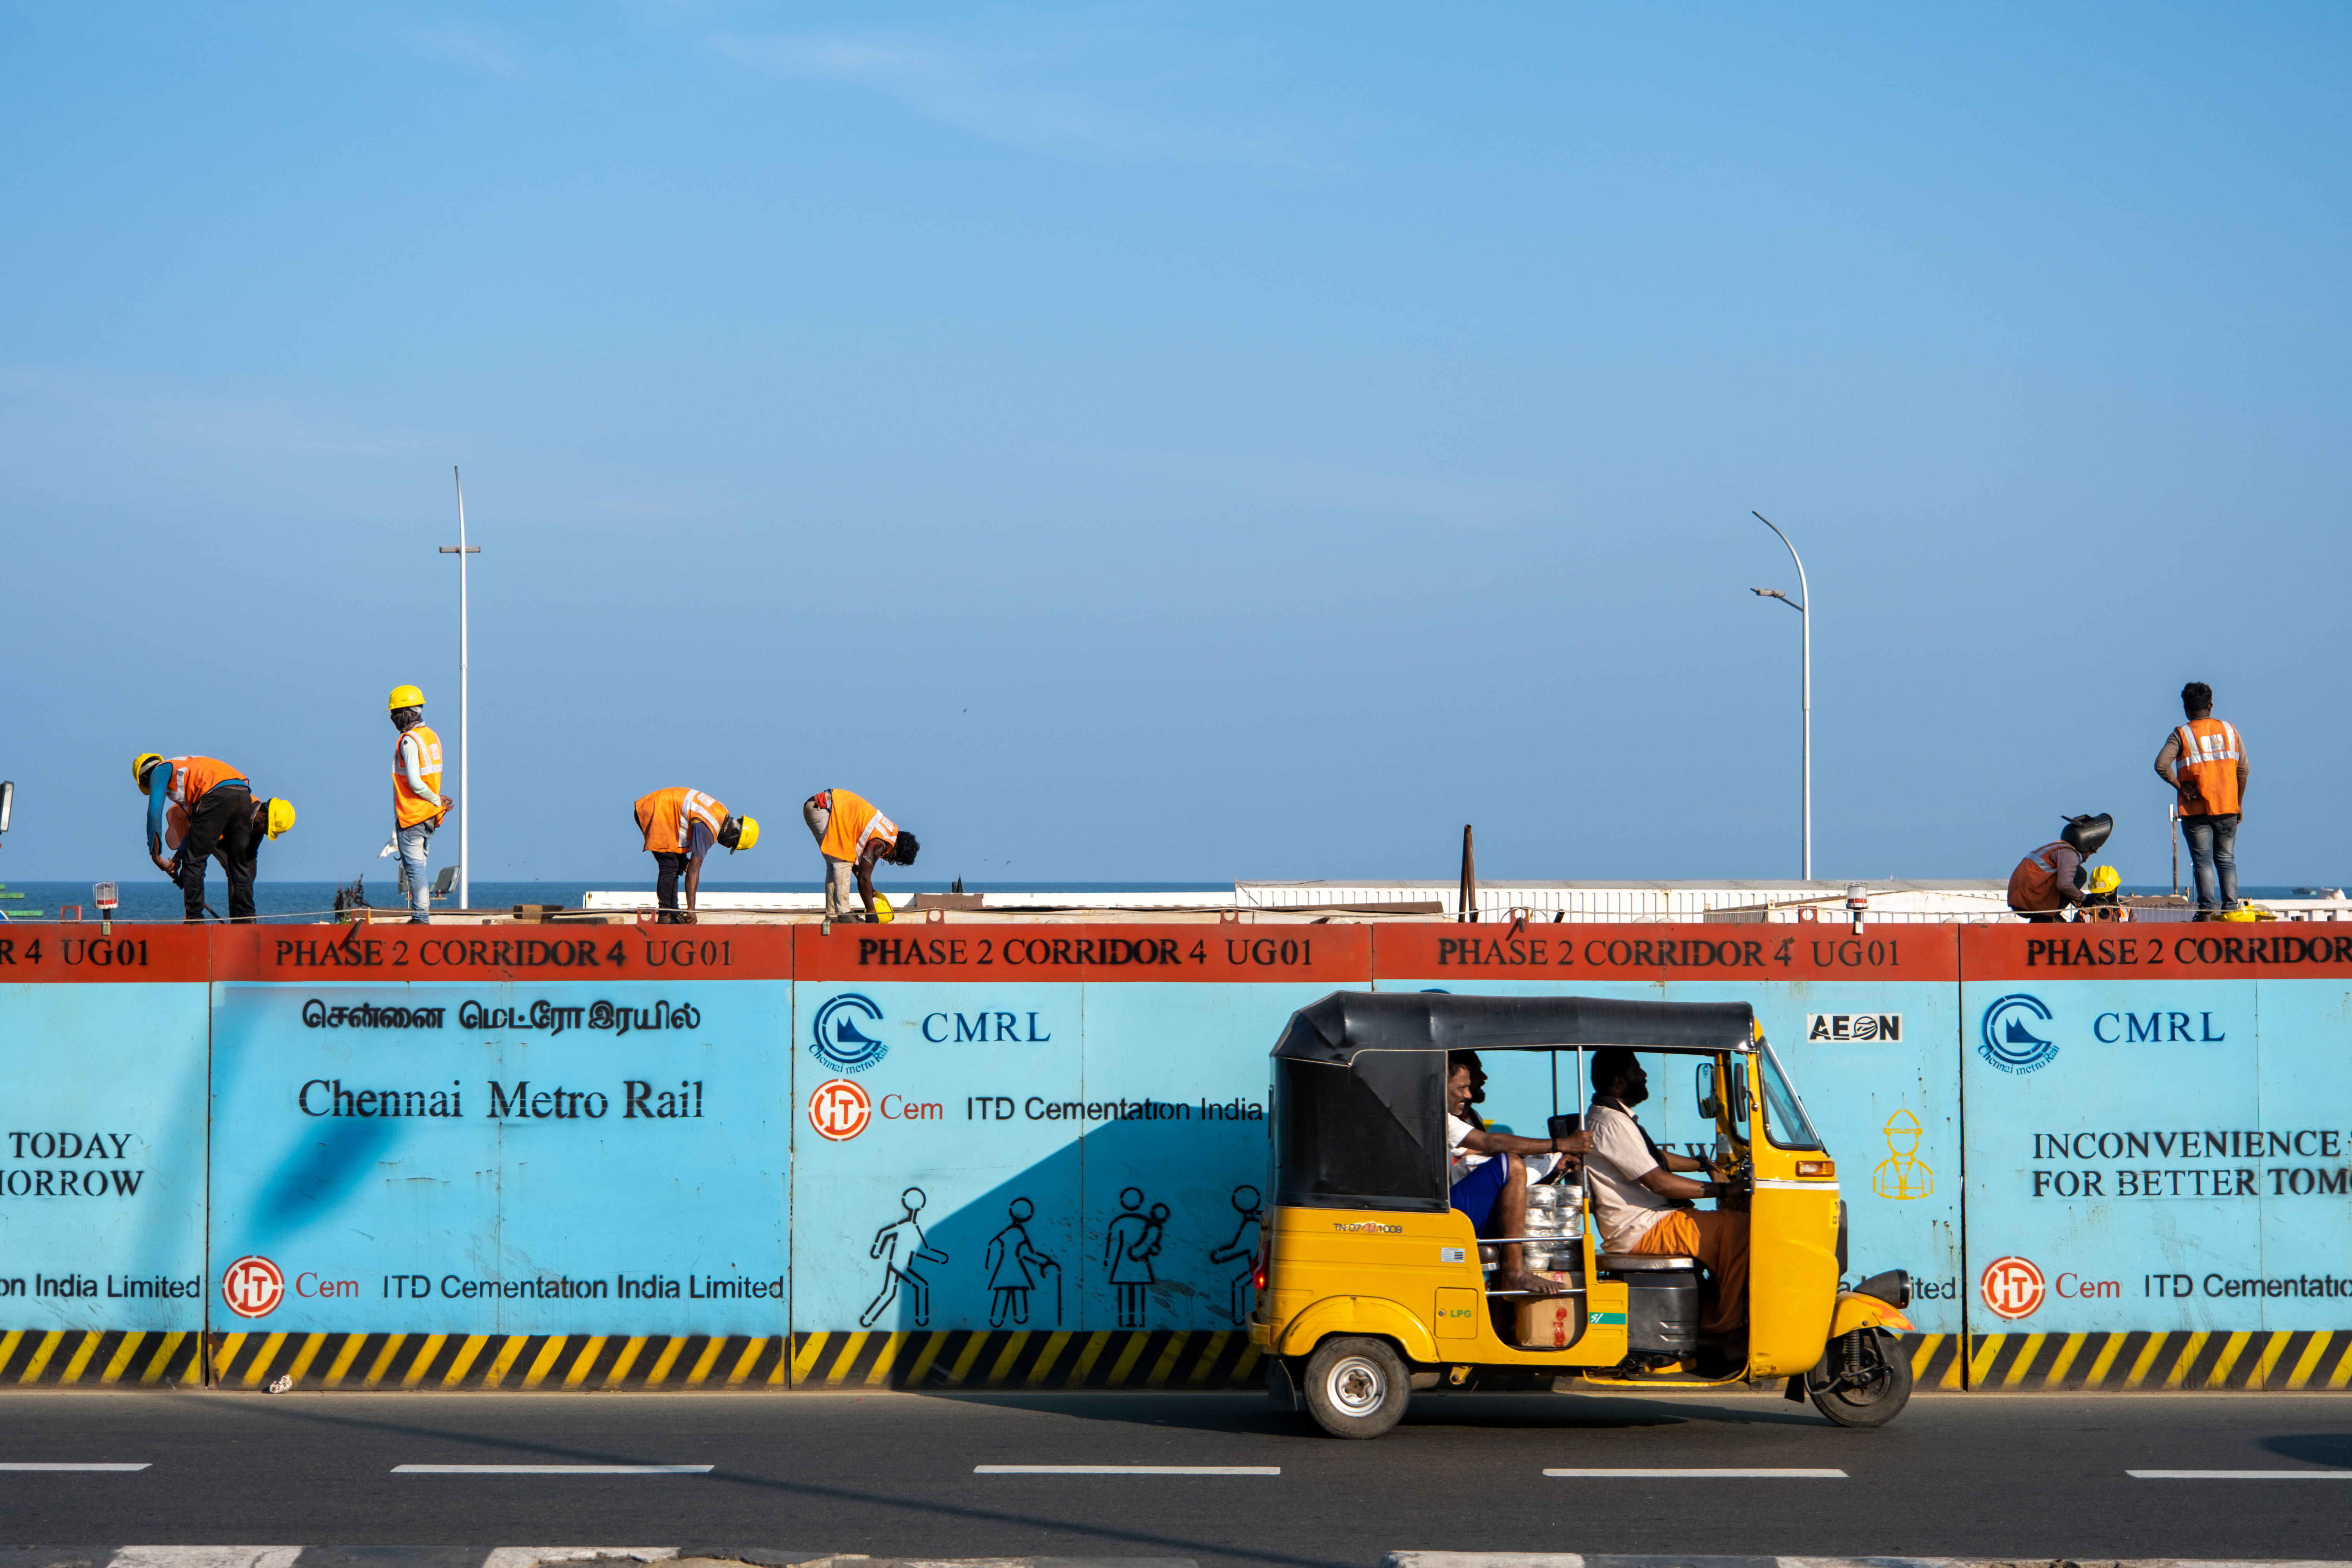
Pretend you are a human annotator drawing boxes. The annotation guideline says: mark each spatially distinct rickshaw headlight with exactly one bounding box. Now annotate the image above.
[1795,1159,1835,1179]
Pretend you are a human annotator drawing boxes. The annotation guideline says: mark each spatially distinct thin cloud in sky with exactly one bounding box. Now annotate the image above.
[715,30,1323,171]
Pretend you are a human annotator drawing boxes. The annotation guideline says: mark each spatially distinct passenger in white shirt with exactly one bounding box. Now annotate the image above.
[1446,1050,1591,1299]
[1584,1048,1749,1338]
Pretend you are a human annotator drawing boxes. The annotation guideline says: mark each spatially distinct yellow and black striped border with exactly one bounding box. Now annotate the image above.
[208,1331,792,1389]
[791,1329,1262,1389]
[1966,1330,2352,1390]
[1901,1333,1965,1389]
[0,1330,200,1386]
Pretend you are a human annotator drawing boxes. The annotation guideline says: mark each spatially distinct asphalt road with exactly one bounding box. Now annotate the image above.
[2,1388,2348,1565]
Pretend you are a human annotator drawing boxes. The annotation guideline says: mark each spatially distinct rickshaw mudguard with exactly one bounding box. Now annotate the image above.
[1275,1294,1441,1364]
[1829,1291,1914,1338]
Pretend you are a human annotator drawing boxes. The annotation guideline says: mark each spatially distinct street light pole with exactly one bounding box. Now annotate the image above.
[1750,511,1811,881]
[439,468,481,913]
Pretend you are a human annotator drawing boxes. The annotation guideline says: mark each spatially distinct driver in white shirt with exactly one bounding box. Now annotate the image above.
[1585,1047,1749,1339]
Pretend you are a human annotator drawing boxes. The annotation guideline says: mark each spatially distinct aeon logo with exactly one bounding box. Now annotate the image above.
[808,1078,872,1142]
[809,993,889,1073]
[221,1255,285,1319]
[1980,1255,2046,1320]
[1979,994,2059,1074]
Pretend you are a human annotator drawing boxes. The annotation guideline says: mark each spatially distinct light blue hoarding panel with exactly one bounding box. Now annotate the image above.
[0,984,209,1330]
[1375,969,1964,1335]
[1962,973,2352,1332]
[209,981,790,1334]
[790,980,1313,1334]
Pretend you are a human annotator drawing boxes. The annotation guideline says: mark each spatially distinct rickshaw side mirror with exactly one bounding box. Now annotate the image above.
[1696,1062,1718,1121]
[1729,1058,1753,1128]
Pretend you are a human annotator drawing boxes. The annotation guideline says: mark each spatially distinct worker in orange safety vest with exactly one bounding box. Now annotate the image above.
[2155,681,2248,918]
[136,753,294,923]
[2006,814,2113,922]
[633,787,758,922]
[802,788,920,922]
[388,684,456,924]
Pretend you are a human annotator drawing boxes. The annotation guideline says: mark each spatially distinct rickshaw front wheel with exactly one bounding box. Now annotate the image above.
[1807,1329,1913,1429]
[1303,1336,1410,1439]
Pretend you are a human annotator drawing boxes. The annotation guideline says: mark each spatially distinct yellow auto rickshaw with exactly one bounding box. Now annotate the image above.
[1251,991,1915,1437]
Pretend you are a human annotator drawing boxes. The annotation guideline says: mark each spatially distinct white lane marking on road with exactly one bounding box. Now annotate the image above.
[973,1465,1282,1475]
[2130,1470,2352,1479]
[395,1465,711,1474]
[0,1462,150,1470]
[479,1550,678,1568]
[1541,1467,1847,1478]
[110,1549,302,1568]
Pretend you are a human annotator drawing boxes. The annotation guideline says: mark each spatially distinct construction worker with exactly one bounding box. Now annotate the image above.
[633,787,758,922]
[388,684,456,924]
[2156,681,2247,919]
[2006,813,2113,922]
[803,788,920,923]
[136,754,293,923]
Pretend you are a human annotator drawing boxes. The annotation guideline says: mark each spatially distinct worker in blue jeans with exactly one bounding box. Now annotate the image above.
[2156,681,2247,918]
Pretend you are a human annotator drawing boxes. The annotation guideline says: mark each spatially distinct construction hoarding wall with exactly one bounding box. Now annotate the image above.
[0,928,208,1384]
[0,918,2347,1388]
[788,924,1361,1389]
[1958,923,2352,1389]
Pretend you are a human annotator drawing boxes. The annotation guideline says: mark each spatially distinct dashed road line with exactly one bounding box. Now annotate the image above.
[392,1465,712,1475]
[2128,1468,2352,1479]
[0,1462,151,1471]
[1540,1467,1847,1478]
[972,1464,1281,1475]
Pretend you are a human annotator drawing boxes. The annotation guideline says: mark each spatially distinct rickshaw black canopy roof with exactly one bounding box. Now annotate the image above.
[1271,991,1755,1066]
[1269,991,1756,1213]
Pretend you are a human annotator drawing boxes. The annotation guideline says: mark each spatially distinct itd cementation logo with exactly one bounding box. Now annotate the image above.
[1979,993,2059,1075]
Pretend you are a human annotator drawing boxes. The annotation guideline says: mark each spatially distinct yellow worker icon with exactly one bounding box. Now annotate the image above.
[1873,1107,1934,1200]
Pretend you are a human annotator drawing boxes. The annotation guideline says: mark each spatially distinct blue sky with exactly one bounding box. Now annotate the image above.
[3,3,2347,888]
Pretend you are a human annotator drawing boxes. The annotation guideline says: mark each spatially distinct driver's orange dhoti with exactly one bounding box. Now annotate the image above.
[1629,1210,1749,1335]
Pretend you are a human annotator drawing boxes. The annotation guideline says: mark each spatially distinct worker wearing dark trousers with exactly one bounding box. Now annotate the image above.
[138,753,263,923]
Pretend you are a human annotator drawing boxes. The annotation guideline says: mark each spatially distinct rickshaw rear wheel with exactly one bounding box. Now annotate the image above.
[1302,1336,1410,1439]
[1807,1329,1912,1428]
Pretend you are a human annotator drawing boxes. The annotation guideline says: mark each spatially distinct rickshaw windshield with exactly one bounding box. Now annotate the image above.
[1756,1040,1824,1151]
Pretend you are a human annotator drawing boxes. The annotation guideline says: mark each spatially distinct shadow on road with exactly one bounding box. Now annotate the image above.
[2259,1431,2352,1467]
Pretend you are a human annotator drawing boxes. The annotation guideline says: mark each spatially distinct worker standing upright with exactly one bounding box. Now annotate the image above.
[2155,681,2247,919]
[633,787,758,922]
[803,788,919,923]
[135,753,291,923]
[388,685,456,925]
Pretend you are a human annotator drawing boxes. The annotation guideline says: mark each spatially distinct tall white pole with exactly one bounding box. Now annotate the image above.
[456,468,470,914]
[1754,512,1812,881]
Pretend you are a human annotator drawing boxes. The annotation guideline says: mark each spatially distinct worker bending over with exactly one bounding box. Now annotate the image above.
[136,753,292,923]
[387,684,455,924]
[803,788,919,922]
[1585,1049,1747,1345]
[2006,813,2113,921]
[633,787,757,922]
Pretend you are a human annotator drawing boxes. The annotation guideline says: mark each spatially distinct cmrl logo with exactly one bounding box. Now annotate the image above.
[809,993,888,1073]
[808,1078,872,1141]
[221,1255,285,1319]
[1979,994,2059,1074]
[1980,1255,2046,1320]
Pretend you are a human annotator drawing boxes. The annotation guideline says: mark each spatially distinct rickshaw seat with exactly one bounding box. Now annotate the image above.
[1598,1253,1698,1271]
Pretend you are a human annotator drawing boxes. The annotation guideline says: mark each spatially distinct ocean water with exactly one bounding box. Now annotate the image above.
[0,879,1228,923]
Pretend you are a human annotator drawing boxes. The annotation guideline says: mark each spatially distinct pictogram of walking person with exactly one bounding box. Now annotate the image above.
[860,1186,950,1328]
[1105,1187,1167,1329]
[985,1196,1062,1327]
[1207,1184,1263,1326]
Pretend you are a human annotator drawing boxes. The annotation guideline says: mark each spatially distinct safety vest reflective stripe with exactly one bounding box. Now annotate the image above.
[2174,718,2242,817]
[393,725,447,829]
[165,756,246,807]
[2007,841,2070,912]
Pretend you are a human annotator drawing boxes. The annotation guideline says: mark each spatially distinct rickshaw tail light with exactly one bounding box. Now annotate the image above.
[1796,1159,1835,1178]
[1251,1238,1271,1292]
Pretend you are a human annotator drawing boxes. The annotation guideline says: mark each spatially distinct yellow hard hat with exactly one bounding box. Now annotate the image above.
[387,684,426,712]
[265,798,297,839]
[2089,865,2120,895]
[133,753,164,791]
[731,815,760,852]
[872,893,895,924]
